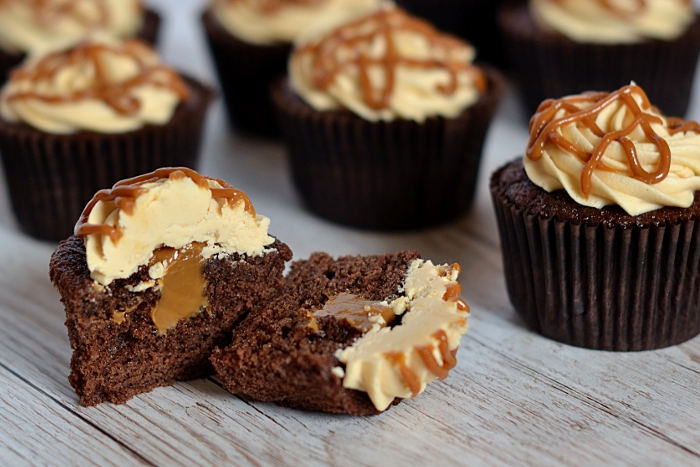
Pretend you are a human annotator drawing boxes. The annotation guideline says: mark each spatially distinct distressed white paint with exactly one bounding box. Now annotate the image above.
[1,0,700,465]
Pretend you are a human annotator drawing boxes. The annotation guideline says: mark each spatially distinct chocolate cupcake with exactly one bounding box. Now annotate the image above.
[0,38,214,241]
[0,0,160,85]
[201,0,380,137]
[499,0,700,117]
[491,84,700,351]
[272,5,503,230]
[396,0,508,69]
[50,167,291,405]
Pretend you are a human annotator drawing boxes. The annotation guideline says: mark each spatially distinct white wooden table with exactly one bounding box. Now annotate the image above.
[3,1,700,465]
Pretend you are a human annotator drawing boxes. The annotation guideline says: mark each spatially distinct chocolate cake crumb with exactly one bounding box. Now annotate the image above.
[50,236,292,406]
[211,250,421,416]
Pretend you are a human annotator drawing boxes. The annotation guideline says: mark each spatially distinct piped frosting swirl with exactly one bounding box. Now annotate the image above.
[530,0,695,44]
[77,167,274,285]
[210,0,381,45]
[0,38,190,134]
[524,83,700,216]
[0,0,144,54]
[290,4,486,122]
[336,260,470,411]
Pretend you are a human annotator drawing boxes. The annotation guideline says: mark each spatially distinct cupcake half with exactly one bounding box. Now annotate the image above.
[0,38,214,241]
[499,0,700,117]
[201,0,381,137]
[491,83,700,351]
[0,0,160,84]
[272,4,504,230]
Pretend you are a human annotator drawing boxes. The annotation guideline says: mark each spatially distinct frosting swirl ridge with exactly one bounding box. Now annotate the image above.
[524,84,700,216]
[290,4,485,122]
[530,0,695,44]
[210,0,381,45]
[0,0,144,54]
[0,38,190,134]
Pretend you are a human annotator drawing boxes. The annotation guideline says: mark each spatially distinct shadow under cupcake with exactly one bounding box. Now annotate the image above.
[0,38,214,241]
[272,5,504,230]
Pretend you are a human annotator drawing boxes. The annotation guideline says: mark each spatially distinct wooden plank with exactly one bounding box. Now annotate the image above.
[0,365,148,466]
[1,226,699,466]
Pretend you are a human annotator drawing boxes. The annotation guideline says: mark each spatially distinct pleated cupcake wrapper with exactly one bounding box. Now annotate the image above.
[396,0,507,69]
[0,9,160,87]
[272,67,503,230]
[0,76,214,242]
[201,10,290,138]
[491,182,700,351]
[499,6,700,118]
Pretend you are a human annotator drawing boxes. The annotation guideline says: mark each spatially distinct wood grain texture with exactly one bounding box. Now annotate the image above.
[0,0,699,465]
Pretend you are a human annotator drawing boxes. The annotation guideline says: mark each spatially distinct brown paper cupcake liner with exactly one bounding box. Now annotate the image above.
[201,10,290,138]
[490,160,700,351]
[0,76,214,242]
[272,67,504,230]
[0,8,161,86]
[498,4,700,117]
[396,0,508,69]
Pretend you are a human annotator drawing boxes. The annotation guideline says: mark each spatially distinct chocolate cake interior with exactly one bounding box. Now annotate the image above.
[211,250,420,416]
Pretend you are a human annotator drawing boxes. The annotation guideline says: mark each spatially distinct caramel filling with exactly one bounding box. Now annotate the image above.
[217,0,325,14]
[149,242,209,334]
[525,84,700,198]
[295,7,485,111]
[6,39,188,117]
[312,292,395,333]
[75,167,255,241]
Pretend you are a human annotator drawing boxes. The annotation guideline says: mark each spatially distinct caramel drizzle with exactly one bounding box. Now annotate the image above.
[385,351,422,397]
[525,84,700,198]
[7,39,189,116]
[550,0,691,19]
[442,263,469,311]
[74,167,256,241]
[296,6,485,111]
[217,0,325,14]
[312,292,395,333]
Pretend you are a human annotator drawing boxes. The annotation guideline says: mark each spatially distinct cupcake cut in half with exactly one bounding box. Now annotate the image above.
[211,251,470,415]
[201,0,381,137]
[49,167,292,406]
[272,4,503,230]
[491,83,700,351]
[0,0,160,84]
[499,0,700,117]
[0,37,214,241]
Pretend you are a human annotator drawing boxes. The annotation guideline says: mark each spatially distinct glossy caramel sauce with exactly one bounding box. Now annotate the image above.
[385,351,421,396]
[7,39,188,116]
[525,84,700,198]
[75,167,255,242]
[149,242,209,334]
[295,7,485,111]
[415,330,457,380]
[312,292,395,333]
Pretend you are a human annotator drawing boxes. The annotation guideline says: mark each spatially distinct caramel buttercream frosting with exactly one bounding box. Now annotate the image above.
[210,0,381,45]
[334,260,469,411]
[524,83,700,216]
[290,4,486,122]
[530,0,695,44]
[0,37,189,134]
[0,0,144,54]
[76,167,274,287]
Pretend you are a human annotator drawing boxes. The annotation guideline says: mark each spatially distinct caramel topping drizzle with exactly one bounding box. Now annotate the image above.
[296,7,485,111]
[7,39,189,116]
[416,330,458,380]
[313,292,395,333]
[150,242,209,334]
[385,351,421,397]
[525,84,696,198]
[217,0,325,14]
[74,167,256,240]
